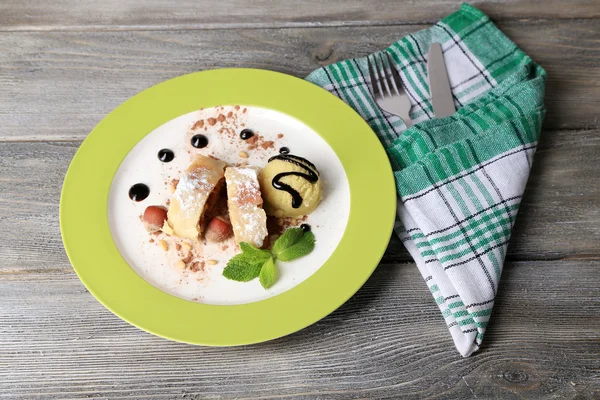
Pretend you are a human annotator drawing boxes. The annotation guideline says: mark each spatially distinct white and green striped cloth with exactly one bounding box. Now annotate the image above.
[306,3,546,357]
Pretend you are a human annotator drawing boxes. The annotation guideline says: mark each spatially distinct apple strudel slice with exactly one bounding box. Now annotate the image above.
[225,167,268,248]
[162,155,227,240]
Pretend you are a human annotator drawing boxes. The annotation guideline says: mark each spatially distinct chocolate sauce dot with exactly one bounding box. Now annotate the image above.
[279,147,290,154]
[240,129,254,140]
[301,223,311,232]
[158,149,174,163]
[129,183,150,202]
[191,134,209,148]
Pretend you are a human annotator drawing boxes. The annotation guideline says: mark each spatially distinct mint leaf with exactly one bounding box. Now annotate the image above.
[223,230,315,288]
[272,228,304,256]
[222,253,263,282]
[259,257,276,289]
[239,242,272,262]
[274,229,315,262]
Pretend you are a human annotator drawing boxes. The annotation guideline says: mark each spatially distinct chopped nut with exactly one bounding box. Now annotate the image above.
[274,209,284,218]
[240,161,248,167]
[175,260,186,270]
[189,261,204,272]
[181,242,192,251]
[239,151,249,158]
[207,118,217,126]
[158,240,168,251]
[217,114,225,122]
[261,140,275,150]
[207,259,218,265]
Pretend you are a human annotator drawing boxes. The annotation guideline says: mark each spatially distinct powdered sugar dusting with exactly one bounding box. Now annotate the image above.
[226,167,268,248]
[174,168,212,217]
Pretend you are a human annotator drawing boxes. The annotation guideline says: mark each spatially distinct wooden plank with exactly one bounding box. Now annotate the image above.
[0,261,598,398]
[0,20,599,141]
[0,0,599,31]
[1,129,600,273]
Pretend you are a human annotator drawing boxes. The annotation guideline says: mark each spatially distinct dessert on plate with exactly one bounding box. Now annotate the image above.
[162,155,227,240]
[259,154,322,218]
[225,167,268,248]
[135,108,323,289]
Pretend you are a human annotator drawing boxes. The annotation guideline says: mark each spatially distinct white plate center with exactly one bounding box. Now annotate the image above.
[108,106,350,305]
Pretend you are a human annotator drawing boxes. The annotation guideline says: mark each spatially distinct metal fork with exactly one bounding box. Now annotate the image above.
[368,52,412,127]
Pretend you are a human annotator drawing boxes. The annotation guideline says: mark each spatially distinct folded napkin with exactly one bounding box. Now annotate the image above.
[306,3,546,357]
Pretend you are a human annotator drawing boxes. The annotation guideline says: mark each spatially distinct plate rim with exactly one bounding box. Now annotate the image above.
[60,68,396,346]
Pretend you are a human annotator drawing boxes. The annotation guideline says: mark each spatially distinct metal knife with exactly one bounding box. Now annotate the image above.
[427,43,455,117]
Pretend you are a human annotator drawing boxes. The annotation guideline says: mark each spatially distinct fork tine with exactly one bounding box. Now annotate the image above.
[385,52,403,96]
[367,56,380,98]
[377,53,393,98]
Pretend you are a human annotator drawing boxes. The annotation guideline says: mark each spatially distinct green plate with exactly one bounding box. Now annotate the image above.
[60,68,395,345]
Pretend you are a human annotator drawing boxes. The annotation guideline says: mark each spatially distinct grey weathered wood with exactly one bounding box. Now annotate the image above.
[2,0,600,31]
[1,1,599,398]
[0,20,599,142]
[0,261,598,399]
[2,130,599,274]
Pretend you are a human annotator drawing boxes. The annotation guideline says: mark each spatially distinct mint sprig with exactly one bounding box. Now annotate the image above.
[258,257,276,288]
[221,253,264,281]
[273,228,315,261]
[222,227,316,289]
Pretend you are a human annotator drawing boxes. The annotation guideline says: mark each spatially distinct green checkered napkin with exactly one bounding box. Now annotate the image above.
[306,3,546,357]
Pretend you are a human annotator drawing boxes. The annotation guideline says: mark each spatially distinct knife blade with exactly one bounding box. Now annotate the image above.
[427,43,455,117]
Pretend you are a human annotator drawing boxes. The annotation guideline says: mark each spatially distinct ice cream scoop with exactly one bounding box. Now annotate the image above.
[259,154,322,218]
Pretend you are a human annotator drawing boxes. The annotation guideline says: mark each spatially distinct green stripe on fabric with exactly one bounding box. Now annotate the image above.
[438,224,512,263]
[432,214,514,256]
[458,319,488,328]
[395,113,540,196]
[453,78,489,99]
[409,202,519,250]
[443,3,486,34]
[470,308,493,318]
[468,173,496,207]
[487,247,502,280]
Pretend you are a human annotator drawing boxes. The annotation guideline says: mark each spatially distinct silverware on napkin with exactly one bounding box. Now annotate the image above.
[368,53,413,127]
[427,43,455,117]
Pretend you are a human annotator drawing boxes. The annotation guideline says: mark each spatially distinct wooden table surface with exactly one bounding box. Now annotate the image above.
[1,1,599,398]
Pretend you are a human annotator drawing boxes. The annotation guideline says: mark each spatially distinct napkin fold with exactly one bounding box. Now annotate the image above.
[306,3,546,357]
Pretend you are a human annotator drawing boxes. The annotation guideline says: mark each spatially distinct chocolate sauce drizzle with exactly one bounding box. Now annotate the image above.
[129,183,150,202]
[268,154,319,209]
